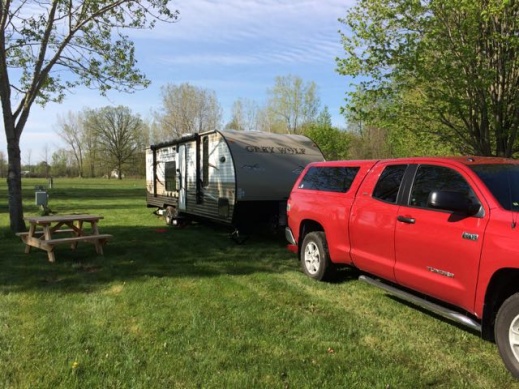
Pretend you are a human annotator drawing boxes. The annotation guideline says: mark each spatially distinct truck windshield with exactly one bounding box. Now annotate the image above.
[470,164,519,211]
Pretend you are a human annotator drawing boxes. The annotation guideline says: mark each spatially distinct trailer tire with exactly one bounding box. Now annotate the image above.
[165,206,177,225]
[495,293,519,378]
[230,229,249,244]
[300,232,335,281]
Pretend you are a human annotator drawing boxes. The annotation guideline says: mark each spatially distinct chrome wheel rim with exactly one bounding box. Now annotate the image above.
[304,241,320,275]
[509,314,519,362]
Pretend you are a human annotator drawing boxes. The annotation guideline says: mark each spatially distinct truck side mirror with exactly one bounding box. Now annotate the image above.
[428,190,480,215]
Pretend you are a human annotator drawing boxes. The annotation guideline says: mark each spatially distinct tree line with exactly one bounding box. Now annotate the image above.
[52,70,454,179]
[49,77,353,179]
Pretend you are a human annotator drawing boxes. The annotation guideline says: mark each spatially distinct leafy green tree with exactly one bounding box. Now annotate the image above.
[57,111,86,178]
[85,106,145,179]
[83,121,101,178]
[1,1,179,232]
[337,0,519,158]
[33,161,50,178]
[154,83,222,142]
[51,149,74,177]
[315,106,333,128]
[303,107,351,160]
[347,87,455,157]
[226,98,260,132]
[346,118,392,159]
[267,75,320,134]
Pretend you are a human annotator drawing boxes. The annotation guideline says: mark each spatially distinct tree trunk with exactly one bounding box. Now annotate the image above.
[6,138,26,233]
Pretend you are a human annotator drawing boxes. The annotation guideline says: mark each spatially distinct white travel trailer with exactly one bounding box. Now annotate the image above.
[146,130,324,233]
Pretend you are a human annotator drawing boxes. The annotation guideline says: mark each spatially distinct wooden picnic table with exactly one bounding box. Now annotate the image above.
[16,214,112,263]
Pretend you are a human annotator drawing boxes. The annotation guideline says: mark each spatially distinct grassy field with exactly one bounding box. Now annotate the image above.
[1,178,518,388]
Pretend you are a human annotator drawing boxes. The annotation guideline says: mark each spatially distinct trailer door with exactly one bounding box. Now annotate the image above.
[178,144,187,211]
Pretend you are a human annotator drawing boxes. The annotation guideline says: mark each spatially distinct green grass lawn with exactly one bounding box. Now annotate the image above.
[1,178,518,388]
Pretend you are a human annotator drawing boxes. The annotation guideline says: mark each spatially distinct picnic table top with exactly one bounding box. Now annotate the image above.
[24,214,104,224]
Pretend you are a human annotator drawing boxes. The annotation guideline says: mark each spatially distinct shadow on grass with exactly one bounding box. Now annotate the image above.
[0,222,299,294]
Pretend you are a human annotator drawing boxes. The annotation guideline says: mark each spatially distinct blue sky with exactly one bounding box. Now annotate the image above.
[2,0,357,163]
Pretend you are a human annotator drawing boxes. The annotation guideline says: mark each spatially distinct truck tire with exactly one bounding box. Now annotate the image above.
[300,231,335,281]
[495,293,519,378]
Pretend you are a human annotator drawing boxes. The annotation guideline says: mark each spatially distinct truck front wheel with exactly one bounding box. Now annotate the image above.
[300,232,335,281]
[495,293,519,378]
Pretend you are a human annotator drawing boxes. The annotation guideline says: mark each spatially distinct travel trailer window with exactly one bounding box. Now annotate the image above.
[202,136,209,187]
[165,161,177,191]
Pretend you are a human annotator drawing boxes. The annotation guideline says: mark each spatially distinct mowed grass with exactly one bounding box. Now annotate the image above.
[0,178,518,388]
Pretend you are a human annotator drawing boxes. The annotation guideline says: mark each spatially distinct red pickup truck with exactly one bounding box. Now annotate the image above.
[285,156,519,378]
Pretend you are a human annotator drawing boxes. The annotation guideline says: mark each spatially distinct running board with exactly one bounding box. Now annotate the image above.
[359,275,482,332]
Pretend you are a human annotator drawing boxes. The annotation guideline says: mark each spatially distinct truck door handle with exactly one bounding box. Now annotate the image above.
[397,215,416,224]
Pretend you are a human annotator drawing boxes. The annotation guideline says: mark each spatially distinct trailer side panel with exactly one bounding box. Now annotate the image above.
[182,132,236,224]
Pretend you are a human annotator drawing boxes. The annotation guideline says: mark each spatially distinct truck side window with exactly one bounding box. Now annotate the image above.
[298,166,360,193]
[410,165,472,209]
[373,165,407,203]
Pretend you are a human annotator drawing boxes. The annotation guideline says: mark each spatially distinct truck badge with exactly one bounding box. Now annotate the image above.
[427,266,454,278]
[462,232,479,241]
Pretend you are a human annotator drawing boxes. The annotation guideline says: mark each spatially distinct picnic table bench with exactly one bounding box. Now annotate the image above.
[16,214,112,263]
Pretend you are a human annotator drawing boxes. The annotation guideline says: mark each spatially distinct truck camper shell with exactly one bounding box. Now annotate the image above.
[146,130,324,230]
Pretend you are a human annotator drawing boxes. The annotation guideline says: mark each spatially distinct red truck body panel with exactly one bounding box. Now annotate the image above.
[287,156,519,319]
[287,160,378,264]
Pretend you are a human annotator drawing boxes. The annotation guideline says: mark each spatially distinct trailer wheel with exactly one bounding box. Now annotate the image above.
[495,293,519,378]
[165,206,177,225]
[230,229,249,244]
[300,232,335,281]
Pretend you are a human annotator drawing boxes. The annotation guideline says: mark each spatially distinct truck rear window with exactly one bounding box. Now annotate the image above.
[298,166,359,193]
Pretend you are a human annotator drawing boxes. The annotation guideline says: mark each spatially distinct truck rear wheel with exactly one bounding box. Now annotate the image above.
[495,293,519,378]
[301,231,335,281]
